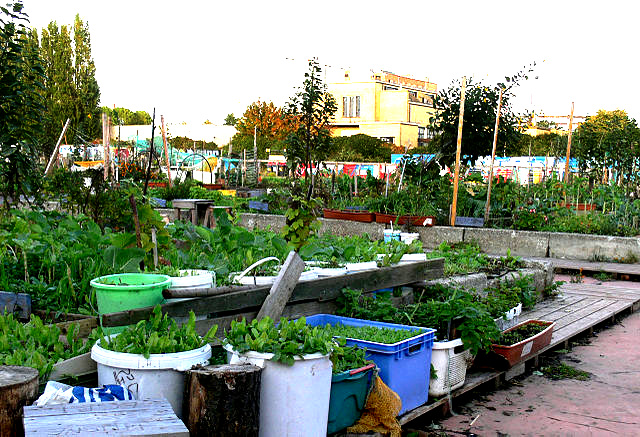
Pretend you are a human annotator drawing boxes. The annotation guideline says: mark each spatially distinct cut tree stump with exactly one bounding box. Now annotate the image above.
[0,366,38,437]
[184,364,262,437]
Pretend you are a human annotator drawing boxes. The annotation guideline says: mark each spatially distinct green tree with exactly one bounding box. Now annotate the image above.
[0,1,45,208]
[513,132,567,157]
[573,109,640,184]
[429,66,535,166]
[102,106,152,125]
[330,134,392,162]
[224,113,237,126]
[285,58,337,186]
[38,16,100,152]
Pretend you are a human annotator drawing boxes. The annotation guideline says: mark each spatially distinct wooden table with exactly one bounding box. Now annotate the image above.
[172,199,230,226]
[24,398,189,436]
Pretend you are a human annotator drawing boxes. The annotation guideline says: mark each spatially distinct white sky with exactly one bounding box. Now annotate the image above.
[22,0,640,126]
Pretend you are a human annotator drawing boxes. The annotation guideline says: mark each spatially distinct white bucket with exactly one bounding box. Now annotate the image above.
[400,232,420,244]
[345,261,378,272]
[310,266,348,277]
[233,270,319,285]
[225,344,332,437]
[91,340,211,417]
[429,338,473,397]
[399,253,427,264]
[170,269,213,291]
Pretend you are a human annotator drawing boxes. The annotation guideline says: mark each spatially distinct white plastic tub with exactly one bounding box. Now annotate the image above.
[91,339,211,417]
[225,344,332,437]
[169,269,213,291]
[345,261,378,272]
[429,338,473,397]
[400,232,420,244]
[383,229,401,243]
[233,270,319,285]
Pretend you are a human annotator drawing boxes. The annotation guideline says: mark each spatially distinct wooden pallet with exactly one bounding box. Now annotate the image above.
[531,257,640,276]
[398,281,640,425]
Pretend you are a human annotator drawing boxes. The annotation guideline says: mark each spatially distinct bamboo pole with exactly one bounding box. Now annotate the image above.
[450,76,466,227]
[484,87,503,223]
[564,102,575,183]
[161,115,172,188]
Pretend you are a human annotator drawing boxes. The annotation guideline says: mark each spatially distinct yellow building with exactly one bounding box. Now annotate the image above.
[328,70,437,150]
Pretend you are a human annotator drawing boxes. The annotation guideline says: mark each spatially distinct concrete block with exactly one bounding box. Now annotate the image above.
[548,232,640,262]
[464,228,549,258]
[417,226,464,249]
[318,218,383,239]
[239,213,286,232]
[426,273,488,294]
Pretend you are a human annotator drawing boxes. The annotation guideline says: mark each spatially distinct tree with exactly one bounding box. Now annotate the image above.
[513,132,567,157]
[38,16,100,152]
[330,134,392,162]
[224,113,237,126]
[231,101,296,159]
[429,65,535,166]
[285,59,337,186]
[573,109,640,184]
[101,106,152,125]
[0,1,45,208]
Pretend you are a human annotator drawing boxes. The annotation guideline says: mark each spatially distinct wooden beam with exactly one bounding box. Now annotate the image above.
[44,118,71,176]
[256,251,305,321]
[161,115,173,188]
[100,258,445,327]
[564,102,575,183]
[484,87,503,223]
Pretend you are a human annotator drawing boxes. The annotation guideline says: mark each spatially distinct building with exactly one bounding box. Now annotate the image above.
[328,70,437,150]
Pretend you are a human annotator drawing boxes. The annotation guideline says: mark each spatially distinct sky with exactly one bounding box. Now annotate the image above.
[21,0,640,126]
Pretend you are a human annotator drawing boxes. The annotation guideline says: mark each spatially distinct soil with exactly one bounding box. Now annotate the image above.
[496,322,549,346]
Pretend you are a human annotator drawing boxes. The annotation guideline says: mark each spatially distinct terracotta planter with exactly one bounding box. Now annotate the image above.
[558,202,597,211]
[323,208,375,223]
[491,320,555,367]
[147,181,167,188]
[374,212,435,226]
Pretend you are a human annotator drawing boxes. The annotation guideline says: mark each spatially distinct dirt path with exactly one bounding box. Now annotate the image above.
[427,278,640,436]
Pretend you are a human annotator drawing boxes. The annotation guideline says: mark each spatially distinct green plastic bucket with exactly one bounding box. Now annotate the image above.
[90,273,171,332]
[327,364,375,434]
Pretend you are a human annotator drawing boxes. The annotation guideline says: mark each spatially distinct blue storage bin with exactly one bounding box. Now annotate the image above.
[305,314,435,415]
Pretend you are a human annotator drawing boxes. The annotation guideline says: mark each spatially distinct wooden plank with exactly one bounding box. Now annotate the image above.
[541,298,618,331]
[102,259,444,327]
[24,399,188,436]
[257,250,305,321]
[523,295,591,320]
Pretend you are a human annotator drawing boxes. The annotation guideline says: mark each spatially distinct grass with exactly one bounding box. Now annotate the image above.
[541,362,590,381]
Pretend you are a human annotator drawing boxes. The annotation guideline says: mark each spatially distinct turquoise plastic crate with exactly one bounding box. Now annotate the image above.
[305,314,435,415]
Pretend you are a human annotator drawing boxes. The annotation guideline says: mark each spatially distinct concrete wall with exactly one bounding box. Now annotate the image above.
[549,232,640,262]
[464,228,549,258]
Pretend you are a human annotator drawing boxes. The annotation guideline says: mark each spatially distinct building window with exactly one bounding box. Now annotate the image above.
[342,96,361,118]
[383,85,398,91]
[380,137,395,145]
[418,127,425,139]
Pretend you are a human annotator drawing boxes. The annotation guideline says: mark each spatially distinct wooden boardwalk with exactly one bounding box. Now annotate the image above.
[399,280,640,425]
[530,257,640,277]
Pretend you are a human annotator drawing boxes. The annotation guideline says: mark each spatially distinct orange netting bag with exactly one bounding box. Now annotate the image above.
[346,375,402,437]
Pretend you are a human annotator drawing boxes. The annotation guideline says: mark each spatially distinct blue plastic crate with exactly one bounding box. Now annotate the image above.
[305,314,435,415]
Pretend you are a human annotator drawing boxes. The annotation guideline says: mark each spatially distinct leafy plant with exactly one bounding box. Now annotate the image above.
[223,316,334,366]
[97,305,217,359]
[0,313,92,377]
[330,343,372,374]
[324,323,426,345]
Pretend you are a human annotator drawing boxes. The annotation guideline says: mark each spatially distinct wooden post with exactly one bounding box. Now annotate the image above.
[450,76,466,227]
[161,115,173,188]
[257,250,305,321]
[44,118,71,176]
[143,108,156,196]
[564,102,575,183]
[0,366,38,436]
[484,87,503,223]
[183,364,262,436]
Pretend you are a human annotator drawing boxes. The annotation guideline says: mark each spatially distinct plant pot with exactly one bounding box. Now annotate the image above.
[328,364,376,435]
[345,261,378,272]
[383,229,401,242]
[491,320,555,367]
[400,232,420,244]
[323,208,375,223]
[147,181,167,188]
[90,273,171,333]
[494,303,523,331]
[202,183,224,190]
[225,345,332,437]
[166,270,213,323]
[429,338,474,397]
[91,338,211,418]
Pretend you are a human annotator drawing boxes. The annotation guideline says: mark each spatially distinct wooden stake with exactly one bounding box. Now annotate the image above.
[484,87,503,223]
[256,250,305,321]
[44,118,71,176]
[564,102,575,183]
[450,76,466,227]
[143,108,156,196]
[161,115,173,188]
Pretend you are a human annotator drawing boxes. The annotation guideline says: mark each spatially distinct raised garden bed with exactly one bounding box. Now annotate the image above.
[323,208,375,223]
[375,212,435,226]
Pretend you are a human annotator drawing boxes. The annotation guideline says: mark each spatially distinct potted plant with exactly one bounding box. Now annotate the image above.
[490,319,555,367]
[91,305,217,417]
[223,317,335,437]
[327,344,375,434]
